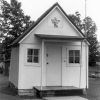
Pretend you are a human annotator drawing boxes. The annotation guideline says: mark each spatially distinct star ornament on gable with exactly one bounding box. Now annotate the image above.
[51,17,60,28]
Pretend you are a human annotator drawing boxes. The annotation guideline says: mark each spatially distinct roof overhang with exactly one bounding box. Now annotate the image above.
[35,34,86,41]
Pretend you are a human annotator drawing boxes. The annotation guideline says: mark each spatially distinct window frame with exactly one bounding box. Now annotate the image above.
[68,49,80,66]
[25,47,41,66]
[27,49,40,63]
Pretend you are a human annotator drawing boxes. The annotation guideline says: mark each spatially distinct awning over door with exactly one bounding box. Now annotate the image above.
[35,33,86,41]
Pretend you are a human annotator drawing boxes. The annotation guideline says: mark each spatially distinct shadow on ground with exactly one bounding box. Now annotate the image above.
[0,86,17,96]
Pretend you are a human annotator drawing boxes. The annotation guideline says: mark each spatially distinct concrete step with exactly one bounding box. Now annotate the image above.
[34,86,83,97]
[43,96,88,100]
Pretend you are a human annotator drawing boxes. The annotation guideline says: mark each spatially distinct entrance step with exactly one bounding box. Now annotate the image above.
[34,86,83,97]
[43,96,88,100]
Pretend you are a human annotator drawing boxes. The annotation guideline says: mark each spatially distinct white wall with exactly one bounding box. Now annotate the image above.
[18,41,88,89]
[34,8,82,37]
[20,7,83,44]
[9,46,19,88]
[18,43,42,89]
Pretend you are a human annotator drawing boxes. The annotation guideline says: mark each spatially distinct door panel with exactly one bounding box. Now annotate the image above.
[62,46,80,87]
[46,45,62,86]
[62,46,67,67]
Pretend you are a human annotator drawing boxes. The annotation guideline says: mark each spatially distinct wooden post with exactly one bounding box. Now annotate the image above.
[86,42,88,89]
[41,39,44,90]
[79,41,83,88]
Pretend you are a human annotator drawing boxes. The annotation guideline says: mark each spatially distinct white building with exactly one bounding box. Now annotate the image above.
[9,3,89,96]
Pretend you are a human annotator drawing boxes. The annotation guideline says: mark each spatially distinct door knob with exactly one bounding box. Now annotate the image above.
[64,60,66,62]
[46,54,48,57]
[46,62,49,64]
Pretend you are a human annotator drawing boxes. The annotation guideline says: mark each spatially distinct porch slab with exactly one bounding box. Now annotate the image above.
[34,86,80,91]
[43,96,88,100]
[34,86,83,97]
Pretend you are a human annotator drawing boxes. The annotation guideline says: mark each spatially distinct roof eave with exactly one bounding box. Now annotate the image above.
[35,34,86,41]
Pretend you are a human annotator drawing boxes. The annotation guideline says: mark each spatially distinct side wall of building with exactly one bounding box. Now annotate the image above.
[18,43,42,89]
[9,46,19,88]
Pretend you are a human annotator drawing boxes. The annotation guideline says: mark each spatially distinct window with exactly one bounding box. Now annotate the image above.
[27,49,39,63]
[69,50,80,64]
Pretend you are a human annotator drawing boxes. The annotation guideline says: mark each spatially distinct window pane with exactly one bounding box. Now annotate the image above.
[34,57,39,63]
[69,57,74,63]
[75,57,80,63]
[69,50,74,56]
[28,49,33,55]
[27,48,40,64]
[75,50,80,56]
[34,49,39,55]
[27,56,32,62]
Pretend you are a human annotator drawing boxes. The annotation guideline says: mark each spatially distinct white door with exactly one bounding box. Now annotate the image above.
[62,46,80,87]
[46,45,62,86]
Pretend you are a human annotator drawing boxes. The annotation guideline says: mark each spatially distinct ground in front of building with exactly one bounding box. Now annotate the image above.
[1,72,100,100]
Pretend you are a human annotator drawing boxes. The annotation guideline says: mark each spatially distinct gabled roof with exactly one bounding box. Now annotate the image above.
[11,2,86,46]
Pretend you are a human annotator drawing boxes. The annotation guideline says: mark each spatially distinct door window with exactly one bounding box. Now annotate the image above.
[69,50,80,64]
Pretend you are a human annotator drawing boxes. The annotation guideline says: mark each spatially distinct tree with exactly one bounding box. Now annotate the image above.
[68,12,84,31]
[68,12,99,66]
[0,0,33,74]
[84,17,99,65]
[0,0,33,45]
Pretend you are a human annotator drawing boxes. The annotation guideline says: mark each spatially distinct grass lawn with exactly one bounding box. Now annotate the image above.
[85,66,100,100]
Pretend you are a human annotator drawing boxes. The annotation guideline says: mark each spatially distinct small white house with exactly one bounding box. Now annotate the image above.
[9,3,89,95]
